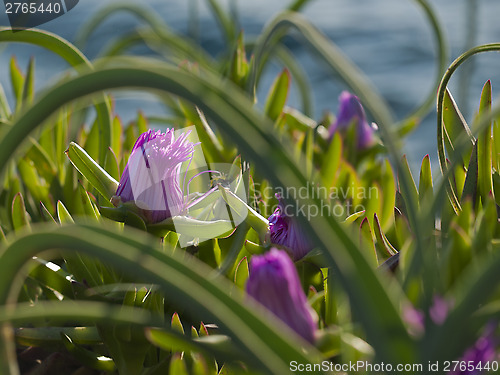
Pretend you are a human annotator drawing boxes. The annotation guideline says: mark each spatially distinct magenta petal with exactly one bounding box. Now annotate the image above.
[246,249,317,343]
[268,196,313,260]
[449,323,498,375]
[329,91,375,149]
[429,295,449,325]
[116,129,195,223]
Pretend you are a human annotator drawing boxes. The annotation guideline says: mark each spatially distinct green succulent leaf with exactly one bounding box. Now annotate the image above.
[0,61,413,367]
[418,154,433,207]
[57,200,74,224]
[264,68,290,122]
[234,257,249,290]
[9,56,24,112]
[476,80,494,204]
[66,141,118,201]
[461,142,479,206]
[62,333,116,372]
[442,89,474,167]
[398,155,419,215]
[11,192,30,231]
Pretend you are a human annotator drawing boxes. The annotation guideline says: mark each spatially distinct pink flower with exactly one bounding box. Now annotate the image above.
[246,248,317,342]
[329,91,376,149]
[116,129,195,223]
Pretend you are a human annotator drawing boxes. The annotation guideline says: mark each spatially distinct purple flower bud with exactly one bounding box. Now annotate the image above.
[246,248,317,343]
[429,295,451,325]
[403,305,425,337]
[329,91,375,149]
[115,129,195,223]
[268,196,313,260]
[404,295,451,336]
[449,323,498,375]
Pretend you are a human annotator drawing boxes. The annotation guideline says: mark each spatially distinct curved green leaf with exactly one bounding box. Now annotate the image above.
[0,61,413,363]
[436,43,500,213]
[0,224,321,374]
[246,13,424,272]
[0,28,112,162]
[65,142,118,201]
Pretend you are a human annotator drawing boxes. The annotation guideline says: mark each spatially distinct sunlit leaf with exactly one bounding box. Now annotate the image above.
[233,257,249,290]
[264,69,290,122]
[9,56,24,112]
[66,142,118,201]
[418,154,433,206]
[476,80,494,204]
[11,192,30,231]
[442,89,473,167]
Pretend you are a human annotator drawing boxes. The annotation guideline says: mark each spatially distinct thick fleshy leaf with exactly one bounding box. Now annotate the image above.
[461,142,479,206]
[398,155,419,215]
[13,224,321,372]
[169,352,189,375]
[476,80,494,204]
[136,110,148,134]
[83,118,101,162]
[0,62,413,366]
[78,184,100,221]
[66,142,118,201]
[217,187,269,239]
[62,333,116,371]
[15,327,99,347]
[57,200,74,224]
[104,147,120,181]
[17,158,51,208]
[380,159,396,231]
[373,213,397,259]
[11,192,30,231]
[359,217,378,266]
[30,257,75,298]
[2,28,113,162]
[0,83,11,118]
[229,32,249,87]
[171,312,184,334]
[9,56,24,112]
[234,257,249,290]
[164,231,180,252]
[26,138,57,179]
[264,69,290,122]
[147,216,233,239]
[471,197,496,254]
[112,116,123,158]
[418,154,433,206]
[394,208,412,254]
[244,240,265,255]
[39,202,56,224]
[494,119,500,172]
[54,110,68,168]
[99,205,147,231]
[442,89,474,167]
[21,57,35,106]
[283,107,317,133]
[217,222,250,276]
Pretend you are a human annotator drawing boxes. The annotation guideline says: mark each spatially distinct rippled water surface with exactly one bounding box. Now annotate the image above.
[1,0,500,171]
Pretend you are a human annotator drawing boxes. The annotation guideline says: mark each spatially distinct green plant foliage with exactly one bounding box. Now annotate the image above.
[0,2,499,374]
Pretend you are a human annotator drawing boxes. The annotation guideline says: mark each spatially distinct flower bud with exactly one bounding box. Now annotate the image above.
[329,91,375,149]
[246,248,317,343]
[268,196,313,260]
[449,323,498,375]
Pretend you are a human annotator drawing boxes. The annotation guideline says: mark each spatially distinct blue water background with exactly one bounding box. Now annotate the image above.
[1,0,500,174]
